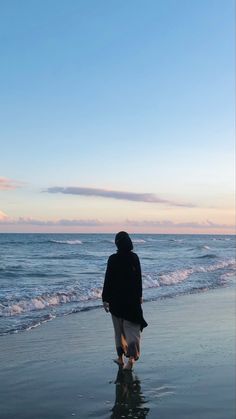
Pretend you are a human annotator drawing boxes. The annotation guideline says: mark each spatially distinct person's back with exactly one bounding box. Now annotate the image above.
[103,251,142,320]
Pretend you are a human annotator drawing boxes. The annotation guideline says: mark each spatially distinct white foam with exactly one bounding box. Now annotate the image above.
[50,239,82,245]
[9,304,24,315]
[220,271,236,281]
[132,239,146,243]
[143,274,160,289]
[0,287,103,317]
[25,314,56,331]
[143,259,236,288]
[199,259,235,272]
[159,268,193,285]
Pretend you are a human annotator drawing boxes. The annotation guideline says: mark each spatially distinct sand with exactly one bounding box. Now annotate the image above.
[0,286,235,419]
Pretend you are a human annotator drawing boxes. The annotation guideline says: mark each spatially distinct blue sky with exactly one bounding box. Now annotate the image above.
[0,0,235,233]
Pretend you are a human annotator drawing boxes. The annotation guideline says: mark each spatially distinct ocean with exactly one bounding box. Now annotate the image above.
[0,233,235,336]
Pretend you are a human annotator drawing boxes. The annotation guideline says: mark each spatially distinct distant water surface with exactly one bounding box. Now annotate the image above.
[0,233,235,335]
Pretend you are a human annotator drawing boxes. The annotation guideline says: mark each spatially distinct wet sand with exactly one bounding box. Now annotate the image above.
[0,286,235,419]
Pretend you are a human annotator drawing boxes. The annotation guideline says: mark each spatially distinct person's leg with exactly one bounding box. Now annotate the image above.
[123,320,141,370]
[111,315,128,365]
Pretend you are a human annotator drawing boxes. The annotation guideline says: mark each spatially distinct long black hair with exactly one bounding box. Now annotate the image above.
[115,231,133,252]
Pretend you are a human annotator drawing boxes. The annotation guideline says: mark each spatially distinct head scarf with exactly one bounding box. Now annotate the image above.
[115,231,133,252]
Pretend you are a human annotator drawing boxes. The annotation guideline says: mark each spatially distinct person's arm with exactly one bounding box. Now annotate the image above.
[102,256,113,312]
[135,255,143,303]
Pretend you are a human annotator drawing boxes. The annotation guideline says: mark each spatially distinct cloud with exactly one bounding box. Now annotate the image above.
[0,214,233,231]
[46,186,195,208]
[0,177,23,190]
[56,219,102,226]
[0,216,102,226]
[125,219,234,229]
[0,210,8,221]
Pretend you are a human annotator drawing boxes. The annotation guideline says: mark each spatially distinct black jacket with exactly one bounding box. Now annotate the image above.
[102,251,148,330]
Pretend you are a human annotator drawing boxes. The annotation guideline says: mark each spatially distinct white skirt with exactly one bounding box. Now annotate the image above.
[111,314,141,360]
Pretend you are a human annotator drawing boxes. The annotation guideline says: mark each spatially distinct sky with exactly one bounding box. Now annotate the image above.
[0,0,235,234]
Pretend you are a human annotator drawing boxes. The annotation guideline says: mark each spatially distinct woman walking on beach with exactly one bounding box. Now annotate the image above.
[102,231,147,370]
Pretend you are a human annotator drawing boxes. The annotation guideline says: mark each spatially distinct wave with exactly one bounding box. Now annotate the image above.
[0,264,25,271]
[1,259,235,318]
[1,257,235,338]
[0,305,102,336]
[188,245,212,252]
[0,313,57,336]
[0,287,102,317]
[49,239,83,245]
[197,254,217,259]
[143,259,236,288]
[84,239,113,244]
[220,271,236,282]
[41,254,79,260]
[96,238,146,244]
[26,313,56,331]
[212,237,233,241]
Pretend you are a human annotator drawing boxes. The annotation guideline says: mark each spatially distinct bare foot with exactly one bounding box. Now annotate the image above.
[113,357,124,366]
[123,358,134,370]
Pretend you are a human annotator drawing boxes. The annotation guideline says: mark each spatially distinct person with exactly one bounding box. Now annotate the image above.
[102,231,148,370]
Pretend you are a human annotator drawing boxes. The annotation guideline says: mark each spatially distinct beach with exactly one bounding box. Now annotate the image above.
[1,285,235,419]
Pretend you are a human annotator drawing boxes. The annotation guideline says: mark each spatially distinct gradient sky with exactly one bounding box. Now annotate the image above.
[0,0,235,233]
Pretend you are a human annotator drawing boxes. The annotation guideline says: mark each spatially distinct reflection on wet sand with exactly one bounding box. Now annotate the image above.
[110,368,150,419]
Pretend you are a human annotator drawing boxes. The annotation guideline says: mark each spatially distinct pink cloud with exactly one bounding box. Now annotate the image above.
[125,219,234,229]
[0,177,23,190]
[0,210,8,221]
[0,215,234,233]
[0,216,102,226]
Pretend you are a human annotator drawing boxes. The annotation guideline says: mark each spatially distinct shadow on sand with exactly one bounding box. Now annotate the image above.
[110,368,150,419]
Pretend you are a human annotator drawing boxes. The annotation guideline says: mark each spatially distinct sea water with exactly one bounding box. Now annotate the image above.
[0,233,235,335]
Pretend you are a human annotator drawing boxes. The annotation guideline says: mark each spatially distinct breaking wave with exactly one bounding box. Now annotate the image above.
[49,239,83,245]
[2,259,235,320]
[143,259,236,288]
[0,288,102,317]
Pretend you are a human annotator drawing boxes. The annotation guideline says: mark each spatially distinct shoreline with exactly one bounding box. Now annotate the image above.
[1,286,235,419]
